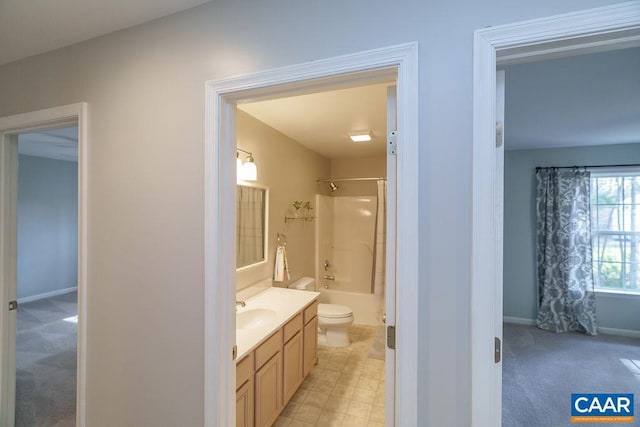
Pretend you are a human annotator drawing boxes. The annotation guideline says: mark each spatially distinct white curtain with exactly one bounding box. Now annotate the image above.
[371,180,387,295]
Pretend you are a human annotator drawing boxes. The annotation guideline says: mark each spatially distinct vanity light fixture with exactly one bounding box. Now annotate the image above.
[348,131,373,142]
[237,148,257,181]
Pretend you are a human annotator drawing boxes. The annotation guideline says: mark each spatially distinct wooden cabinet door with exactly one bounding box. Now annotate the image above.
[236,378,253,427]
[255,352,283,427]
[303,316,318,377]
[283,331,304,405]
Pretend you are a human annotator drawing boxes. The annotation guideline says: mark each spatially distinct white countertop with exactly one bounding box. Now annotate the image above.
[236,287,320,361]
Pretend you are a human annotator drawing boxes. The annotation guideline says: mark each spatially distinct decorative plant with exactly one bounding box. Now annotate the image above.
[291,200,313,218]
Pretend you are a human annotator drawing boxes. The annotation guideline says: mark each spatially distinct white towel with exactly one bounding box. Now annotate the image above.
[273,245,290,282]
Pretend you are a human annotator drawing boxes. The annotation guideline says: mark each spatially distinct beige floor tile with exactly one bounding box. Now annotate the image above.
[356,376,379,391]
[294,404,322,424]
[370,403,385,423]
[331,384,355,399]
[273,415,291,426]
[324,398,351,414]
[281,401,300,418]
[312,378,336,394]
[289,388,309,404]
[286,419,315,427]
[345,400,373,419]
[303,390,329,408]
[341,414,372,427]
[316,410,345,427]
[351,387,376,404]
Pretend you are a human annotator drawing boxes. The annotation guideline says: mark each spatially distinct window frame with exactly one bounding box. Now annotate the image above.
[590,167,640,296]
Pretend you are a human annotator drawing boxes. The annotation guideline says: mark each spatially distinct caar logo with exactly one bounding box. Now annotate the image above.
[571,394,634,423]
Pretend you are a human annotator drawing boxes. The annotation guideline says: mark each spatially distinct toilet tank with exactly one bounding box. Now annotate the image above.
[288,276,315,291]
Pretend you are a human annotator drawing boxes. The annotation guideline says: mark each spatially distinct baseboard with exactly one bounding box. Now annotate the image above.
[18,286,77,304]
[503,316,640,338]
[503,316,536,326]
[598,326,640,339]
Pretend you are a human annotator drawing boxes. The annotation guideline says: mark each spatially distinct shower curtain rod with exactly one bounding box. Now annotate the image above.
[536,164,640,170]
[316,177,386,183]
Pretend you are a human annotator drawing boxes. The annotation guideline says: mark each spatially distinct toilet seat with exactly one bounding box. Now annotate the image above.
[318,303,352,319]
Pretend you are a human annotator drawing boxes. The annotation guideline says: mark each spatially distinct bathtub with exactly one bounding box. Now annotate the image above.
[317,287,383,326]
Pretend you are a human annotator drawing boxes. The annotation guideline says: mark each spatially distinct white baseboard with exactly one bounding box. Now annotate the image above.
[503,316,536,326]
[18,286,77,304]
[503,316,640,338]
[598,326,640,339]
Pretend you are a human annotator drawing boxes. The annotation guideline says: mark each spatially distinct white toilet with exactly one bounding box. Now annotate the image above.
[288,277,354,348]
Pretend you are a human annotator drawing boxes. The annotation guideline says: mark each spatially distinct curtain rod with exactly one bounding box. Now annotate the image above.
[317,177,387,183]
[536,164,640,170]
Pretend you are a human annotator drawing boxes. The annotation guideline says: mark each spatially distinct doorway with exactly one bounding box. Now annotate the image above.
[0,103,88,427]
[204,43,419,426]
[471,3,640,426]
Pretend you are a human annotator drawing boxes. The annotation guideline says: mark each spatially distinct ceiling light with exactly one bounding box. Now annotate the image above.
[349,131,373,142]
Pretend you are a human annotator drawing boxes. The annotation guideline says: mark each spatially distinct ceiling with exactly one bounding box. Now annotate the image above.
[504,46,640,150]
[0,0,210,66]
[18,126,78,162]
[239,83,390,160]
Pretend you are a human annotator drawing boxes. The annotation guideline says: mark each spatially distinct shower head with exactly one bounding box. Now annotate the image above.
[329,182,339,192]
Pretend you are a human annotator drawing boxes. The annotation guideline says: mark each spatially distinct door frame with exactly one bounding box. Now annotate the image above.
[204,42,419,426]
[0,103,88,427]
[471,2,640,425]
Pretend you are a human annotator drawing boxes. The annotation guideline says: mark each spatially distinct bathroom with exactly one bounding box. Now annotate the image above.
[235,82,389,425]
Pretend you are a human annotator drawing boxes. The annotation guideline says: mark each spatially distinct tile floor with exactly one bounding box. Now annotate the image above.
[275,324,385,427]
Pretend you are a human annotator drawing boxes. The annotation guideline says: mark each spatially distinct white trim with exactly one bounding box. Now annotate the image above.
[17,286,78,304]
[0,103,88,427]
[599,326,640,338]
[503,317,640,338]
[472,2,640,426]
[503,316,536,326]
[205,42,419,427]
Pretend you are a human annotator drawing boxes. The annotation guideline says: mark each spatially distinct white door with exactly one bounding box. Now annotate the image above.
[0,133,18,427]
[495,69,506,423]
[385,85,397,426]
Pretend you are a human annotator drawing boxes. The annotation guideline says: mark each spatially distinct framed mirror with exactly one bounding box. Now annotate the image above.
[236,184,268,269]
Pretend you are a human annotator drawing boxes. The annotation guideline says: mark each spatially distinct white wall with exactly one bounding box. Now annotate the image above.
[235,111,330,290]
[0,0,624,425]
[17,154,78,300]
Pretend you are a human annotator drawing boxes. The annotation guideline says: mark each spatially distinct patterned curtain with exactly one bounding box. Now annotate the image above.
[536,168,598,335]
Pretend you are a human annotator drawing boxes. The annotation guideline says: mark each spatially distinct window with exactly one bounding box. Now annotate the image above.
[591,170,640,295]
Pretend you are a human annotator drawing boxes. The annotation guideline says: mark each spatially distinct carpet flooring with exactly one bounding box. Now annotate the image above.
[16,291,77,427]
[503,323,640,427]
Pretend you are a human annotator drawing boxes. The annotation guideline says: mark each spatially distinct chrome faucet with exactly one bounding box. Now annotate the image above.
[236,300,246,310]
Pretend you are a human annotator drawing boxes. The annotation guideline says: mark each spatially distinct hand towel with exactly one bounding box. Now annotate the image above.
[273,245,290,282]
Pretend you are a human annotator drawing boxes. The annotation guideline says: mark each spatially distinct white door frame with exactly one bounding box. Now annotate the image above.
[0,103,88,427]
[471,2,640,426]
[204,42,419,426]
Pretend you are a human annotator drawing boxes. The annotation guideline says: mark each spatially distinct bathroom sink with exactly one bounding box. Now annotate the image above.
[236,308,277,330]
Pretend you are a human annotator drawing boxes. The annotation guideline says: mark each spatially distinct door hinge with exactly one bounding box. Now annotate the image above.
[8,300,17,311]
[388,130,398,156]
[494,337,501,363]
[233,345,238,360]
[387,325,396,349]
[496,122,504,148]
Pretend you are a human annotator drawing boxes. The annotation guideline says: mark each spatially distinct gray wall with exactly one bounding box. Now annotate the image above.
[17,154,78,300]
[0,0,624,425]
[504,144,640,332]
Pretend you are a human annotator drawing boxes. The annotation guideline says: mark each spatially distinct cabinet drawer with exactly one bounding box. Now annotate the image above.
[283,313,303,342]
[303,300,318,324]
[236,352,254,388]
[255,329,283,370]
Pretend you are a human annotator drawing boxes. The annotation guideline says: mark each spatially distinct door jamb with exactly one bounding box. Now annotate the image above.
[204,42,419,426]
[471,2,640,425]
[0,103,88,427]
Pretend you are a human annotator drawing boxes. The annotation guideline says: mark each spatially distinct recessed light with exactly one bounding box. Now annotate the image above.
[349,131,373,142]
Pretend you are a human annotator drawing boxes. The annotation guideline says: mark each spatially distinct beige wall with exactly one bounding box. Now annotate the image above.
[0,0,622,424]
[329,156,386,196]
[236,111,329,290]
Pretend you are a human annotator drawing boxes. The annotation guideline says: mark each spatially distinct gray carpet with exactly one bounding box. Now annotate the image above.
[503,323,640,427]
[16,291,77,427]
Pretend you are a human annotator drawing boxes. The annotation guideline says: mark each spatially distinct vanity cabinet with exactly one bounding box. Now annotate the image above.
[236,298,318,426]
[235,353,254,427]
[303,301,318,376]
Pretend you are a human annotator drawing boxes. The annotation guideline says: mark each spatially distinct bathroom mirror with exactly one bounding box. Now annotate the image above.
[236,185,268,269]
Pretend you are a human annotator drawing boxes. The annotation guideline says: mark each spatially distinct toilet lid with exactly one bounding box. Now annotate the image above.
[318,303,353,318]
